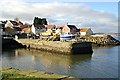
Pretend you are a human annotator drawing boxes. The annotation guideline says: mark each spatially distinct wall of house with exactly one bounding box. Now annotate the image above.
[70,29,77,34]
[56,29,62,34]
[62,25,70,33]
[31,25,36,34]
[80,29,93,35]
[5,21,13,28]
[80,32,86,35]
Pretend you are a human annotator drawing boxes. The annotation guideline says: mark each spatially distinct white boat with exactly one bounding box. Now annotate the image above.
[60,32,75,41]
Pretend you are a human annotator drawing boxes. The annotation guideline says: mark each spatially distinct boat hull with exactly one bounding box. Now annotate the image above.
[60,35,75,41]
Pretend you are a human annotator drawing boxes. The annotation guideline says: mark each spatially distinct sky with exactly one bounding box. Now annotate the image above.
[0,0,119,33]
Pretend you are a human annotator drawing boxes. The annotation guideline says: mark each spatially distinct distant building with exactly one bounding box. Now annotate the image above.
[31,25,36,34]
[56,26,64,30]
[35,25,46,33]
[4,20,24,35]
[80,28,93,35]
[62,25,78,34]
[21,28,31,34]
[14,17,23,25]
[46,25,56,31]
[5,19,23,28]
[5,20,14,28]
[55,26,64,35]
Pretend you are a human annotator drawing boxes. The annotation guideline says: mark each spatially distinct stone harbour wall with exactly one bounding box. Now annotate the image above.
[18,39,71,54]
[76,35,120,46]
[17,39,93,54]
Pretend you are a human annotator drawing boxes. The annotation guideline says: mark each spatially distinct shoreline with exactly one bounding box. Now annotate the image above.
[2,34,120,54]
[76,35,120,46]
[1,67,78,79]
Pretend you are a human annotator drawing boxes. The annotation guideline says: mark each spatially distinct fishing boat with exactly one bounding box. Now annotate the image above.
[60,32,75,41]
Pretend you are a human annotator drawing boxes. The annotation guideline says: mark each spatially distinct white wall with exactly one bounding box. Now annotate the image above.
[80,29,93,35]
[80,32,86,35]
[31,25,36,34]
[5,20,13,28]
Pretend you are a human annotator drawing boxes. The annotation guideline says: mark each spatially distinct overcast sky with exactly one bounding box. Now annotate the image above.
[0,0,119,33]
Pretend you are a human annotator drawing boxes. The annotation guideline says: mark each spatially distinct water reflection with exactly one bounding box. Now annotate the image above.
[2,49,92,74]
[2,46,118,78]
[19,49,91,68]
[92,45,118,49]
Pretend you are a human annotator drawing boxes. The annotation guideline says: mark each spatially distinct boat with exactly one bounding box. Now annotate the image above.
[60,32,75,41]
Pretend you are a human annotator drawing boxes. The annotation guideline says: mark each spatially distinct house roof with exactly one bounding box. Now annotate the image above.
[57,26,64,29]
[46,25,56,29]
[21,28,31,33]
[67,25,78,30]
[80,28,90,32]
[9,20,18,25]
[22,28,30,32]
[13,27,22,31]
[10,20,23,25]
[5,20,14,28]
[5,20,23,28]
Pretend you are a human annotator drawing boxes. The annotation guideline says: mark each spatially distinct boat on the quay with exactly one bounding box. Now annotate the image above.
[60,32,75,41]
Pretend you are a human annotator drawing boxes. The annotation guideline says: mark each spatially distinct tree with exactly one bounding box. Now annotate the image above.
[41,18,47,25]
[33,17,48,26]
[38,18,42,25]
[33,17,39,27]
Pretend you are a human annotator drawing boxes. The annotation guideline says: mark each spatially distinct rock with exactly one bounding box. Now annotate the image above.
[76,35,120,46]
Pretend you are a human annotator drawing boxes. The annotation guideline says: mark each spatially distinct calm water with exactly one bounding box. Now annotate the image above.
[1,36,119,78]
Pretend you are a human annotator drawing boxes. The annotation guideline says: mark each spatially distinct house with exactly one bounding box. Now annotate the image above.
[14,17,23,25]
[57,26,64,30]
[46,25,56,31]
[80,28,93,35]
[31,25,36,34]
[5,20,23,28]
[4,27,15,35]
[4,20,16,35]
[56,26,64,35]
[13,27,22,34]
[5,20,14,28]
[45,25,56,34]
[21,28,31,34]
[35,25,46,33]
[62,25,78,34]
[4,20,24,35]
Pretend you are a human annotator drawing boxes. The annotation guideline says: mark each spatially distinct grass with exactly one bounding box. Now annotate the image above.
[0,67,76,80]
[1,72,47,80]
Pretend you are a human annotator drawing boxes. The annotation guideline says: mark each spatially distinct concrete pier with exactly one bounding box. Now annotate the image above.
[17,39,93,55]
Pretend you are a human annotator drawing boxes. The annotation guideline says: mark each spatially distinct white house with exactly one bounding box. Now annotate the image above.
[45,25,56,31]
[5,20,13,28]
[80,28,93,35]
[31,25,36,34]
